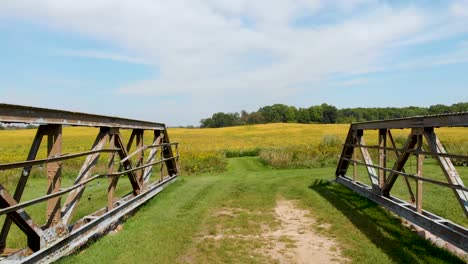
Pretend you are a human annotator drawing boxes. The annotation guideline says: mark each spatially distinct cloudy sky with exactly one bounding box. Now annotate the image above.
[0,1,467,126]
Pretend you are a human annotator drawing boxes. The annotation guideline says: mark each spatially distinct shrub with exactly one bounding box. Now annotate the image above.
[318,134,342,159]
[178,151,227,175]
[224,148,261,158]
[259,134,343,169]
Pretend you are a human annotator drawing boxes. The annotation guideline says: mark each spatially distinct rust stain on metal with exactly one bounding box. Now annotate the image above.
[336,112,468,252]
[0,104,179,263]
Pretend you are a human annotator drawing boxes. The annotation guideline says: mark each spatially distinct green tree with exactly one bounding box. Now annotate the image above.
[296,108,311,123]
[285,106,298,122]
[246,112,265,124]
[321,103,337,123]
[308,105,323,123]
[200,118,214,128]
[200,112,241,128]
[450,102,468,112]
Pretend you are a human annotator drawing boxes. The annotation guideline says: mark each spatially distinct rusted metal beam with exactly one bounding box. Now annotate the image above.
[107,156,179,177]
[0,104,179,262]
[0,125,44,251]
[415,130,424,214]
[339,157,468,192]
[5,175,178,263]
[45,124,63,227]
[0,186,44,252]
[143,131,163,184]
[161,130,179,177]
[134,130,145,185]
[336,175,468,252]
[387,130,415,203]
[0,155,177,217]
[336,112,468,253]
[115,133,141,195]
[61,128,110,225]
[0,149,119,171]
[424,128,468,217]
[356,131,379,190]
[382,132,418,196]
[352,144,357,182]
[107,134,118,211]
[378,129,387,189]
[335,127,353,177]
[344,143,468,161]
[351,112,468,130]
[0,103,165,130]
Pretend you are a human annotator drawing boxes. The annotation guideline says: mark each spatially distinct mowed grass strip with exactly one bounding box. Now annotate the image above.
[60,158,463,264]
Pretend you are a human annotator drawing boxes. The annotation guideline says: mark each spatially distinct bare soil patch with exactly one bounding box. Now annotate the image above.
[192,200,347,263]
[262,199,347,264]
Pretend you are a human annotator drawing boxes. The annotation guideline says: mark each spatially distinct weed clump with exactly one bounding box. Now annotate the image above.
[223,148,261,158]
[259,135,342,168]
[179,150,227,175]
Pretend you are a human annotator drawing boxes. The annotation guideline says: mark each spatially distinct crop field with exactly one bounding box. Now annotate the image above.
[0,123,466,174]
[0,123,467,262]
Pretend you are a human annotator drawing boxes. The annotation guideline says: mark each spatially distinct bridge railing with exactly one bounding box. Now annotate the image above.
[336,112,468,252]
[0,104,179,263]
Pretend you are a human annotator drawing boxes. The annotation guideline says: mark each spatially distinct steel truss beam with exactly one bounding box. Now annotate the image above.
[0,103,165,130]
[0,104,179,263]
[336,112,468,251]
[350,112,468,130]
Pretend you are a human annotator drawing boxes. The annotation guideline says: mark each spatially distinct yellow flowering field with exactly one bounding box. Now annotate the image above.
[169,123,349,151]
[0,123,465,175]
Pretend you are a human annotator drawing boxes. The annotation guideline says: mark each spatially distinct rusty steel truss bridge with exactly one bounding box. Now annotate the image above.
[0,104,467,262]
[0,104,179,263]
[336,112,468,252]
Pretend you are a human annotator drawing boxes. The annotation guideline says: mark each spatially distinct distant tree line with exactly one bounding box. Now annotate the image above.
[199,102,468,128]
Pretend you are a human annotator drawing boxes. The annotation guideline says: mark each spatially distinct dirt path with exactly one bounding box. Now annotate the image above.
[197,200,348,264]
[263,200,347,264]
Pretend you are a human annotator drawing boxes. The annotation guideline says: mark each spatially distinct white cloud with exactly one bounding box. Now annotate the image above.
[330,78,368,87]
[451,0,468,17]
[57,49,151,65]
[114,4,426,98]
[0,1,466,124]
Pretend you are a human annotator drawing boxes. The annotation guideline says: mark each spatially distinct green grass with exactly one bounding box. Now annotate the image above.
[59,157,463,264]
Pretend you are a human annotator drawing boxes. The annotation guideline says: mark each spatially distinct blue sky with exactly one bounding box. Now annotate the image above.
[0,1,467,126]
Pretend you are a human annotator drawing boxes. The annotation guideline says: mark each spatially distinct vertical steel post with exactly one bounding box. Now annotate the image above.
[107,129,119,211]
[415,129,424,214]
[352,138,357,182]
[45,124,62,227]
[160,145,164,181]
[356,129,379,191]
[162,129,178,177]
[378,129,387,192]
[143,131,162,185]
[134,130,144,185]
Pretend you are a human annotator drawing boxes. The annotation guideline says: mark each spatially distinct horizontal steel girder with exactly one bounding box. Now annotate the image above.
[351,112,468,130]
[0,104,165,130]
